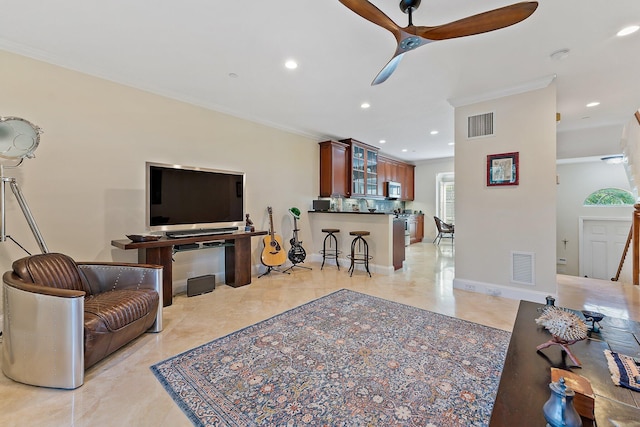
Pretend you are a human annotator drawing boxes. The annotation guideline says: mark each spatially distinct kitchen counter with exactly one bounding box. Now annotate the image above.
[307,210,391,215]
[308,211,405,273]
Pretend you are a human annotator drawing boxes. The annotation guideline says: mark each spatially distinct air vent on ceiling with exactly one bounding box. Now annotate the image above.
[511,251,535,285]
[467,112,494,138]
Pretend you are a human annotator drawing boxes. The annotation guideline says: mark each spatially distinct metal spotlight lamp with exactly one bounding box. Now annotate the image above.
[0,116,48,253]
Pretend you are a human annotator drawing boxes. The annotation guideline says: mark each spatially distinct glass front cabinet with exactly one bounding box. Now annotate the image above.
[319,138,414,200]
[366,148,378,196]
[343,139,378,197]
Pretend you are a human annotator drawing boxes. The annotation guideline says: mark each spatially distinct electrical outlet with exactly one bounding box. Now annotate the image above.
[464,284,475,292]
[486,288,501,297]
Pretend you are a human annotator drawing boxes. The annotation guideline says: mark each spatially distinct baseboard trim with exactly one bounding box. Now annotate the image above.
[453,278,555,303]
[307,253,394,275]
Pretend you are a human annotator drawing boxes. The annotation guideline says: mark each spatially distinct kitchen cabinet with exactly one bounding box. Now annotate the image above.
[341,138,378,197]
[409,214,424,244]
[404,164,415,201]
[377,157,389,196]
[319,140,349,197]
[387,159,399,182]
[319,140,415,199]
[416,214,424,242]
[378,155,415,201]
[408,218,417,243]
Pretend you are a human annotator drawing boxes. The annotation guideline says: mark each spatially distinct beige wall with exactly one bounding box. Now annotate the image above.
[556,160,632,278]
[412,157,455,241]
[453,84,557,300]
[0,51,318,293]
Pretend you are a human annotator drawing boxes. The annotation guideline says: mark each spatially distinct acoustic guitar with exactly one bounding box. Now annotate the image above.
[261,206,287,267]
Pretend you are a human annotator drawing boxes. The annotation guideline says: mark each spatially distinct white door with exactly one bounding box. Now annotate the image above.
[580,218,631,280]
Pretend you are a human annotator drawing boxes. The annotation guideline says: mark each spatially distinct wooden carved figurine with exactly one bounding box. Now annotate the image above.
[245,213,255,232]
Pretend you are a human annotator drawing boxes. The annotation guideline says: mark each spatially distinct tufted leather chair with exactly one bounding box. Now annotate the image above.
[2,253,162,389]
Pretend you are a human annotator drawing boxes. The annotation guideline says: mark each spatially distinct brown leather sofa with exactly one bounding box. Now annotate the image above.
[2,253,163,389]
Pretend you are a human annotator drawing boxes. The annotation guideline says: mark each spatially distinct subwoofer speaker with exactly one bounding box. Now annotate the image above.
[187,274,215,297]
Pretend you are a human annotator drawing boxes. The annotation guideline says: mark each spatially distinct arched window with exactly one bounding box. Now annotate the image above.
[584,188,635,206]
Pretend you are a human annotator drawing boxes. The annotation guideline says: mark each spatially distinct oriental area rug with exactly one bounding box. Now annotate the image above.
[151,289,511,426]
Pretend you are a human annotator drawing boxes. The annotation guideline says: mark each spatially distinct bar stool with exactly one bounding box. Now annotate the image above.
[320,228,341,270]
[348,230,371,277]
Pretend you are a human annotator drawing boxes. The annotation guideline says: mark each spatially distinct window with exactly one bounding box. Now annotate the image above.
[584,188,635,206]
[436,173,455,224]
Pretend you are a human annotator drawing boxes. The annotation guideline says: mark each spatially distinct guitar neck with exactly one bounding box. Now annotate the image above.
[268,207,276,240]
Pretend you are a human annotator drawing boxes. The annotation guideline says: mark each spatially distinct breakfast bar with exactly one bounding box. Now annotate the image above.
[308,211,405,273]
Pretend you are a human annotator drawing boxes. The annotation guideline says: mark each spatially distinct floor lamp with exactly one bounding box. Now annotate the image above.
[0,116,48,254]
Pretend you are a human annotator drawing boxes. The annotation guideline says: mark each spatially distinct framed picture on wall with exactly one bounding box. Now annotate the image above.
[487,152,519,186]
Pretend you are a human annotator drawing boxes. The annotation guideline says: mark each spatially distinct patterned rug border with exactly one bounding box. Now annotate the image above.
[151,289,359,425]
[151,289,510,426]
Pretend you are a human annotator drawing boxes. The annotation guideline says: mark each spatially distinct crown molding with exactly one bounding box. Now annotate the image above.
[447,74,556,108]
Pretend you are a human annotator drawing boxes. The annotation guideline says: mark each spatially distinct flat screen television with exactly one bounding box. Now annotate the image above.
[146,162,245,232]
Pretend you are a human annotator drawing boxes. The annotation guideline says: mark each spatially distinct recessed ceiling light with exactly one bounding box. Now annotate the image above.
[617,25,639,37]
[360,103,370,109]
[401,149,408,152]
[586,101,600,107]
[379,139,386,144]
[448,142,455,146]
[430,130,439,135]
[284,60,298,69]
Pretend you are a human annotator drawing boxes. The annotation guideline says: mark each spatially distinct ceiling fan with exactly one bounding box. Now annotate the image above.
[339,0,538,85]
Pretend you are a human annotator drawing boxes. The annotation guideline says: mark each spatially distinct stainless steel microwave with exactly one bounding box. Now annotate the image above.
[385,181,401,199]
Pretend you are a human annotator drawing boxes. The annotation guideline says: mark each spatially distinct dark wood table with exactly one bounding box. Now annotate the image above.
[112,230,267,307]
[490,300,640,426]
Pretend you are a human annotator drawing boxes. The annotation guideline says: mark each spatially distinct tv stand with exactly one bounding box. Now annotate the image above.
[111,230,267,307]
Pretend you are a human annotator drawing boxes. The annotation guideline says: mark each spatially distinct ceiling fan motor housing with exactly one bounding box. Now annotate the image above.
[400,37,422,50]
[399,0,421,14]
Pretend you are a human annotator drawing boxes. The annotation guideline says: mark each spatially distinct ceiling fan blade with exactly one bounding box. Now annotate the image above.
[372,53,405,85]
[338,0,401,36]
[414,1,538,41]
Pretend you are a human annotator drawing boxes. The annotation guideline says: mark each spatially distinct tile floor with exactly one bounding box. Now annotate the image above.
[0,242,638,426]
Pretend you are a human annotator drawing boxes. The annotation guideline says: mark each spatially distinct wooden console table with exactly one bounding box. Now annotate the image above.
[111,230,267,307]
[490,300,640,426]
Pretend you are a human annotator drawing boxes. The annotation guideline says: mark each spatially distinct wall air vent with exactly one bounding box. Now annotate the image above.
[467,112,494,139]
[511,251,535,285]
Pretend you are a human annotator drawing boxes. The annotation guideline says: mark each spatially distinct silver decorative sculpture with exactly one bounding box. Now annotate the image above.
[581,310,605,333]
[543,377,583,427]
[535,306,588,366]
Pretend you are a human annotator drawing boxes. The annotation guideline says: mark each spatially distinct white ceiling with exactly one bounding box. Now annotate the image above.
[1,0,639,162]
